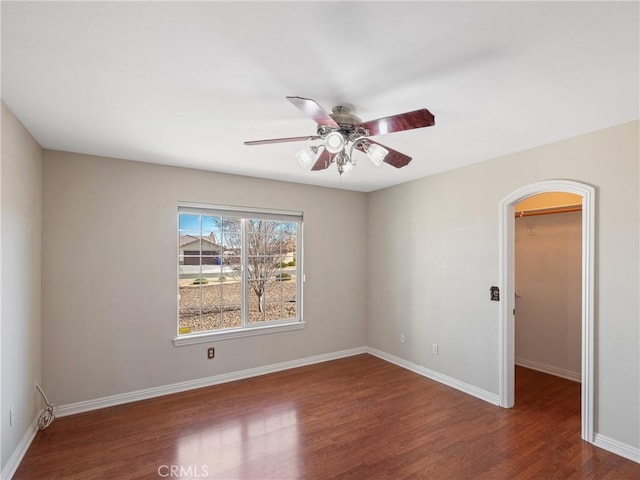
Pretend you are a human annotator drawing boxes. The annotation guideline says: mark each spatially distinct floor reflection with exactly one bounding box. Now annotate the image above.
[174,402,300,478]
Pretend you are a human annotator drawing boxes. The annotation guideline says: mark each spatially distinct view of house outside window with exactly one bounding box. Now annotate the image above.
[177,205,301,336]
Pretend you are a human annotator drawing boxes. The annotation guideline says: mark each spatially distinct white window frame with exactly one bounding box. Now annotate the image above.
[174,202,304,346]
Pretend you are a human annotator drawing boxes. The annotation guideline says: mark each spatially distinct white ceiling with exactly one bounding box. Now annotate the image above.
[2,1,638,192]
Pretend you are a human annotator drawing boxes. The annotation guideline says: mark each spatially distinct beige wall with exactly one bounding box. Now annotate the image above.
[41,151,368,405]
[367,120,639,448]
[1,102,42,472]
[515,210,582,379]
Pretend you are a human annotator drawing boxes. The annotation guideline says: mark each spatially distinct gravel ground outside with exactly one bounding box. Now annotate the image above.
[179,278,297,332]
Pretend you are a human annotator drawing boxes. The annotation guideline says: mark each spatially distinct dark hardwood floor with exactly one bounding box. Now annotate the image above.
[14,354,640,479]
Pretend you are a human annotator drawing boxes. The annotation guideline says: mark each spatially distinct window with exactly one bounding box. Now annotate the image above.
[175,203,303,345]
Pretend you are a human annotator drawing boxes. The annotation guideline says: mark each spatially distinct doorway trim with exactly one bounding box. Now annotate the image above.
[499,179,595,442]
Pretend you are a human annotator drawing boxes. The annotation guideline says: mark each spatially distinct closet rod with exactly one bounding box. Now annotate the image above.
[516,206,582,218]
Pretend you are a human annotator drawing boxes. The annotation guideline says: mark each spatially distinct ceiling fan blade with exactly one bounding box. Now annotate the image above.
[360,108,435,136]
[244,135,319,146]
[287,96,339,128]
[311,149,332,171]
[355,139,412,168]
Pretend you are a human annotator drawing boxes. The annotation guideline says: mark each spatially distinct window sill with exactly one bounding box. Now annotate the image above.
[173,321,306,346]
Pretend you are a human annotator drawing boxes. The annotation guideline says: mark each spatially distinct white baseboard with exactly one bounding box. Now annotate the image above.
[515,357,581,382]
[1,417,38,480]
[366,347,501,406]
[57,346,367,417]
[594,433,640,464]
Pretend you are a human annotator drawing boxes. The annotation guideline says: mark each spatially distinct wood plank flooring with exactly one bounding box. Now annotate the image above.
[14,354,640,479]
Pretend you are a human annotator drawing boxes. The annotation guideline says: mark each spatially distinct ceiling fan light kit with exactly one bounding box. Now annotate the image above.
[245,96,435,176]
[364,142,388,167]
[295,145,323,169]
[324,131,346,154]
[336,152,354,176]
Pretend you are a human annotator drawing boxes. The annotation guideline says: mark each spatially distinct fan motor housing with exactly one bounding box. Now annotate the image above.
[330,105,361,125]
[318,105,364,139]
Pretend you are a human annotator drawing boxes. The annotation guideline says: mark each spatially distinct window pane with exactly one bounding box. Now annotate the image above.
[179,306,202,334]
[179,214,200,231]
[179,232,202,263]
[246,219,295,325]
[222,216,241,230]
[222,255,241,272]
[201,304,223,330]
[202,279,222,309]
[222,309,242,329]
[283,277,297,319]
[247,297,266,323]
[264,302,282,322]
[201,215,219,234]
[201,239,220,256]
[222,232,241,254]
[222,265,241,283]
[179,282,202,307]
[220,280,242,329]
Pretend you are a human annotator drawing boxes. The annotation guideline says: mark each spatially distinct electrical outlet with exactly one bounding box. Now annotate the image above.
[432,344,439,355]
[9,407,15,427]
[207,347,215,359]
[400,333,406,344]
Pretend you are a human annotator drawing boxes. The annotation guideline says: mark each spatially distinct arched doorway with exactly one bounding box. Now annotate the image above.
[499,180,595,442]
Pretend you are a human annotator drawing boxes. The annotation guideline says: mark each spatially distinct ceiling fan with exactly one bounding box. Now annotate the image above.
[244,97,435,176]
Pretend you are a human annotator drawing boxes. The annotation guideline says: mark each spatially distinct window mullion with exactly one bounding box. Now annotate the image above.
[199,216,204,332]
[297,222,302,322]
[241,218,248,328]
